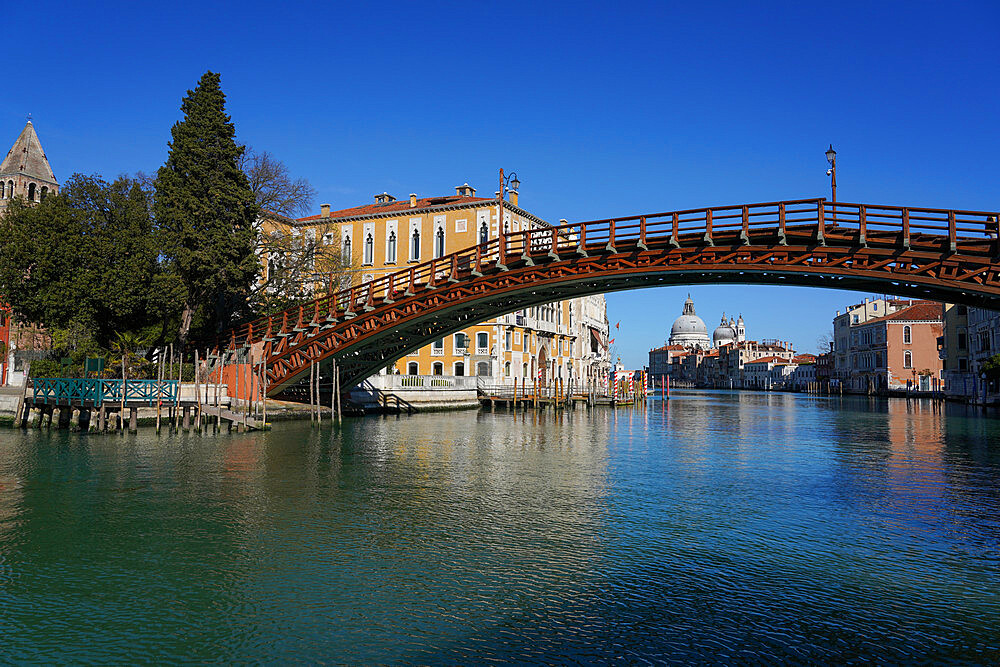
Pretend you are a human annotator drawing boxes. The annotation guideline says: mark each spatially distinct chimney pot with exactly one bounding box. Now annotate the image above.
[409,193,417,208]
[320,204,330,218]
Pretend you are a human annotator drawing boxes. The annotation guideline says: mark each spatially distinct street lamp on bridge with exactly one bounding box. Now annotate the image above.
[498,168,520,202]
[825,144,837,204]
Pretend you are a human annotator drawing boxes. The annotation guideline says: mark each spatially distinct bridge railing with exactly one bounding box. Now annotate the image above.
[224,198,1000,350]
[31,378,179,407]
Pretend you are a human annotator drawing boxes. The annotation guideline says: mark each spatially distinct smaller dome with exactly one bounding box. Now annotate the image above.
[713,314,736,346]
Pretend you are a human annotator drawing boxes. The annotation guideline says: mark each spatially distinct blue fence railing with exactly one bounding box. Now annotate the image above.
[31,378,179,407]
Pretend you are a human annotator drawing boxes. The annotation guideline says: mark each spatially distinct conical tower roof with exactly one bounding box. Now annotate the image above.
[0,121,57,184]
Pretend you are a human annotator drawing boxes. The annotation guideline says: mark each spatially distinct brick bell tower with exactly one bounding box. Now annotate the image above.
[0,118,59,215]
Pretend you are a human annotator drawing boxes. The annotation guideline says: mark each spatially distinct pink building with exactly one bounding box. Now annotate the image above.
[845,301,943,392]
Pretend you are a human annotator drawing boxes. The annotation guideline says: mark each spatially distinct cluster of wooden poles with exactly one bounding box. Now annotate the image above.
[305,358,343,424]
[150,345,272,433]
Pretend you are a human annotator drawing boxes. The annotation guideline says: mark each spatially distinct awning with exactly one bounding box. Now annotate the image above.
[590,327,604,349]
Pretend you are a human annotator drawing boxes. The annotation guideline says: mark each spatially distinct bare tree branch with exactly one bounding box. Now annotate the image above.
[239,147,317,218]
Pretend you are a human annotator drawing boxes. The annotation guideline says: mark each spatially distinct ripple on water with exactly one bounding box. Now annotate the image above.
[0,392,998,663]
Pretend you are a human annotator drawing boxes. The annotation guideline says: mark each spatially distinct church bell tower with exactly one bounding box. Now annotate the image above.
[0,119,59,214]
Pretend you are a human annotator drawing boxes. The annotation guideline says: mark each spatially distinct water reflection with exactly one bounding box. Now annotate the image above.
[0,394,998,662]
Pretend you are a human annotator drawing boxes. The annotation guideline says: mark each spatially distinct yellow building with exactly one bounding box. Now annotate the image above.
[263,184,611,388]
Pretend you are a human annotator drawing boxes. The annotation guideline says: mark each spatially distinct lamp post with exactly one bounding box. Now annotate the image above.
[498,168,520,203]
[825,144,837,204]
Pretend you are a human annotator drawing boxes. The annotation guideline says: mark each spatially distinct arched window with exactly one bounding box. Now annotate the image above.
[387,231,397,263]
[432,362,443,376]
[476,332,488,351]
[435,226,445,258]
[342,235,352,262]
[476,362,490,377]
[6,181,12,198]
[903,350,912,368]
[0,181,4,198]
[505,362,511,377]
[479,221,489,245]
[27,183,36,201]
[407,362,418,375]
[903,325,912,344]
[411,228,420,260]
[454,362,465,377]
[40,186,48,200]
[364,233,374,264]
[522,363,528,377]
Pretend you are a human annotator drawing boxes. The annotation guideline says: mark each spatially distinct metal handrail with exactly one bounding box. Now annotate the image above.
[31,378,179,407]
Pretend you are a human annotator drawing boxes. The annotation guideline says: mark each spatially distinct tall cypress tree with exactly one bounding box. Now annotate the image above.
[155,71,259,343]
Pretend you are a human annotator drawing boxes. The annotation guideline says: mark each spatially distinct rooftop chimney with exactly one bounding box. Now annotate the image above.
[374,192,396,204]
[510,190,519,207]
[320,203,330,218]
[455,183,476,197]
[409,193,417,208]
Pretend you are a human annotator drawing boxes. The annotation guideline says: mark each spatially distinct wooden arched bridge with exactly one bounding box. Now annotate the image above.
[220,197,1000,394]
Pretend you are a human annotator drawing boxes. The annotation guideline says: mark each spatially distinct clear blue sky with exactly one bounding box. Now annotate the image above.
[4,1,998,368]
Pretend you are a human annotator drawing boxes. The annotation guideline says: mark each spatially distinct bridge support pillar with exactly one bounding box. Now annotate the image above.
[57,406,73,430]
[98,407,106,432]
[129,407,138,433]
[182,406,191,430]
[78,409,92,432]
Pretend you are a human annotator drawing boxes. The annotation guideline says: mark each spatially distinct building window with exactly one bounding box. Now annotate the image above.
[454,333,468,350]
[411,229,420,261]
[523,363,528,377]
[455,361,465,376]
[432,362,443,376]
[27,183,36,201]
[479,221,489,245]
[342,235,352,262]
[903,325,912,344]
[903,350,912,368]
[505,331,511,350]
[407,362,418,375]
[363,233,374,265]
[505,362,511,377]
[387,231,397,263]
[958,332,967,349]
[476,362,490,376]
[476,332,489,353]
[432,338,444,356]
[435,226,445,258]
[40,186,48,200]
[1,181,5,198]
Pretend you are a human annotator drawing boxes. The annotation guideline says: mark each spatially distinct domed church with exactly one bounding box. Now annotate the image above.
[669,295,712,350]
[669,296,745,351]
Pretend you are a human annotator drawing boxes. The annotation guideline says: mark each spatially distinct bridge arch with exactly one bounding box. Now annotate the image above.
[221,198,1000,394]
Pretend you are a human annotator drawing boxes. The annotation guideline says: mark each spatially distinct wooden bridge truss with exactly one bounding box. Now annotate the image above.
[219,197,1000,394]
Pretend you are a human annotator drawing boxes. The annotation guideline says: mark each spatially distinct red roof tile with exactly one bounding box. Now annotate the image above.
[297,195,494,223]
[861,302,942,325]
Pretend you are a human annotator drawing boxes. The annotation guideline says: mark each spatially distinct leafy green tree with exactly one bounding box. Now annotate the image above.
[155,71,259,343]
[982,354,1000,380]
[0,174,164,349]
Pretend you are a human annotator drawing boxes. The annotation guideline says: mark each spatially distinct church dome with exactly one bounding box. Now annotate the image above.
[669,295,711,349]
[713,314,736,346]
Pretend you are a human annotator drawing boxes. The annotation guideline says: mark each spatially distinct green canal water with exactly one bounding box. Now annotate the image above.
[1,390,999,663]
